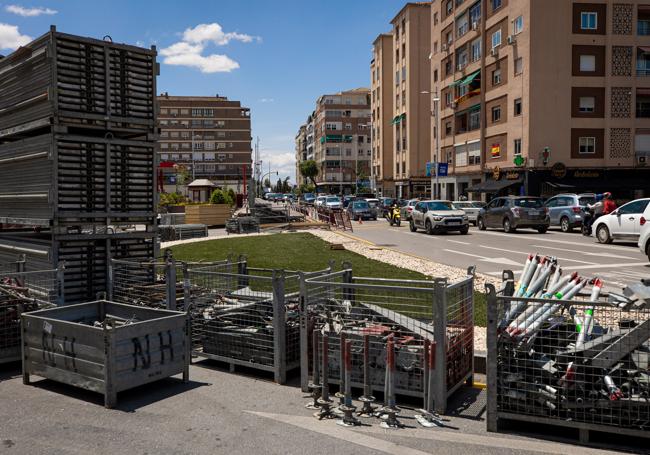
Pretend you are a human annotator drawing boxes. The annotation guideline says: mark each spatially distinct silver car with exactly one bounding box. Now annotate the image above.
[452,201,483,226]
[544,193,595,232]
[400,199,419,221]
[409,200,469,235]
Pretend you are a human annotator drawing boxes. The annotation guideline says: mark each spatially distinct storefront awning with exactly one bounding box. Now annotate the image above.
[467,177,523,193]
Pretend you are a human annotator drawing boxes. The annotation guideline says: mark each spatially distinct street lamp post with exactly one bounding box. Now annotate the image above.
[260,170,278,195]
[421,90,440,199]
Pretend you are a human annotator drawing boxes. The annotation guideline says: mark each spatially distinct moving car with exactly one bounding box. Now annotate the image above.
[452,201,483,226]
[346,200,376,220]
[315,195,327,207]
[409,200,469,235]
[639,209,650,262]
[543,193,595,232]
[400,199,419,221]
[477,196,550,233]
[593,198,650,244]
[324,196,342,210]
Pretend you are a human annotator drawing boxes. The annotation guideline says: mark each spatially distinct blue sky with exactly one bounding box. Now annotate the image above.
[0,0,407,181]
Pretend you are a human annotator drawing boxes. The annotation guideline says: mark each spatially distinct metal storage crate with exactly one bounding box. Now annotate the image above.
[158,224,208,242]
[0,26,157,140]
[0,231,157,304]
[22,300,189,408]
[486,277,650,443]
[0,134,156,228]
[1,259,63,363]
[300,266,475,414]
[188,261,333,384]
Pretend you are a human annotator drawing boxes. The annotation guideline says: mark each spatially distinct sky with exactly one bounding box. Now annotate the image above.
[0,0,407,182]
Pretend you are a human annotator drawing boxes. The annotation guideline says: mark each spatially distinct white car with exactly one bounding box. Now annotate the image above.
[324,196,341,210]
[593,198,650,244]
[639,210,650,262]
[315,196,327,207]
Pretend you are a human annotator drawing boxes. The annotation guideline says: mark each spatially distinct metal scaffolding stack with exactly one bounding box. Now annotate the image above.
[0,26,159,304]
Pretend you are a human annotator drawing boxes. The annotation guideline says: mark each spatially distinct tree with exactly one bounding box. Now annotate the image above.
[209,189,234,206]
[299,160,319,187]
[263,178,271,190]
[282,176,291,193]
[275,178,283,193]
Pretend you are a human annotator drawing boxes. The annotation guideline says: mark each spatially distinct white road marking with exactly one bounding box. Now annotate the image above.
[447,240,471,245]
[471,230,637,252]
[246,411,617,455]
[476,245,597,265]
[444,249,488,260]
[566,262,650,271]
[479,257,523,266]
[530,244,636,260]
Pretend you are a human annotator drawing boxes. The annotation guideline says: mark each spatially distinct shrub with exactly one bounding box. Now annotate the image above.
[209,189,234,206]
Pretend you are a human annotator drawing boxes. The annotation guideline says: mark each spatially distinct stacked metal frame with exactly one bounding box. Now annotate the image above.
[300,266,475,414]
[486,276,650,443]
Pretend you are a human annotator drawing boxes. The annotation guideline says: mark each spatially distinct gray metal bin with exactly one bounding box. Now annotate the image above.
[21,301,189,408]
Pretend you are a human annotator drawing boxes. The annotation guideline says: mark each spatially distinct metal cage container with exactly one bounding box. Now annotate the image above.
[300,265,475,413]
[187,261,334,384]
[486,274,650,443]
[1,257,63,363]
[22,300,189,408]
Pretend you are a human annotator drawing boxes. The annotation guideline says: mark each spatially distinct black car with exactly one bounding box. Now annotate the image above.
[477,196,550,233]
[378,197,396,217]
[346,200,377,221]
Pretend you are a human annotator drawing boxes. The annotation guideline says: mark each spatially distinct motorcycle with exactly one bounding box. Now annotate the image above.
[581,207,594,236]
[387,206,401,227]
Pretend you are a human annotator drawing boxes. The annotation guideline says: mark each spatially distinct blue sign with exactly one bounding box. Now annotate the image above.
[426,162,432,177]
[437,163,448,177]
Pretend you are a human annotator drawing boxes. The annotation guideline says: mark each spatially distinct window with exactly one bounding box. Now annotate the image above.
[445,91,453,106]
[446,0,453,15]
[579,137,596,154]
[469,108,481,130]
[434,69,438,82]
[492,69,502,85]
[401,19,405,35]
[455,144,468,166]
[470,38,481,62]
[402,66,406,80]
[492,0,502,11]
[395,70,400,85]
[619,200,650,215]
[581,12,597,30]
[579,96,595,113]
[514,98,522,116]
[514,57,523,75]
[344,123,352,130]
[514,139,522,155]
[514,15,524,34]
[492,30,501,49]
[434,12,438,24]
[396,48,399,62]
[579,55,596,72]
[468,142,481,165]
[402,43,406,57]
[445,121,452,135]
[492,106,501,122]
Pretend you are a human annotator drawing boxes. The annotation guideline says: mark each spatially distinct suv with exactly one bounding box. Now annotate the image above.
[544,193,595,232]
[409,200,469,235]
[400,199,419,221]
[593,198,650,244]
[477,196,550,233]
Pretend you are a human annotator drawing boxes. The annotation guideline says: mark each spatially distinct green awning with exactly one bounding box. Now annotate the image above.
[390,115,401,125]
[461,69,481,85]
[449,79,462,87]
[320,136,325,144]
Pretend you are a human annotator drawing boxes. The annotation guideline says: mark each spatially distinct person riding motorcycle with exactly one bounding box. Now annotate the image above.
[387,203,401,227]
[582,193,608,236]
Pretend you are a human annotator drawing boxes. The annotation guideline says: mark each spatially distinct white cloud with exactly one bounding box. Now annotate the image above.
[5,5,57,16]
[160,22,259,73]
[0,23,31,51]
[260,151,296,182]
[259,98,275,103]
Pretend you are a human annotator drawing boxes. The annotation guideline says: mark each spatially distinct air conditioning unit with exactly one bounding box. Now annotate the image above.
[441,43,448,52]
[472,21,479,31]
[457,63,464,71]
[638,155,648,165]
[490,47,499,57]
[451,102,458,109]
[507,35,516,45]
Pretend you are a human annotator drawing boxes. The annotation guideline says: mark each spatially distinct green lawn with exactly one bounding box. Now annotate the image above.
[170,232,487,326]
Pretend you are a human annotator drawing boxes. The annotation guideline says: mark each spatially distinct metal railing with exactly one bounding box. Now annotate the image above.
[187,261,335,384]
[300,265,475,413]
[486,272,650,442]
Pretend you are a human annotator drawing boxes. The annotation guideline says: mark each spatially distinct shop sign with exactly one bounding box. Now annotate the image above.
[492,166,501,180]
[505,171,520,180]
[573,170,601,178]
[551,162,567,179]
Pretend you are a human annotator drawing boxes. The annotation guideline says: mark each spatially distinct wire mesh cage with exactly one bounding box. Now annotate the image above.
[487,274,650,442]
[0,258,63,364]
[110,252,229,311]
[300,265,475,413]
[188,262,334,384]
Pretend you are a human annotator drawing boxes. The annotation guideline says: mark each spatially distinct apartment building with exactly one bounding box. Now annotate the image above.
[430,0,650,201]
[307,88,372,194]
[295,124,307,186]
[371,33,396,197]
[158,94,252,193]
[389,2,433,199]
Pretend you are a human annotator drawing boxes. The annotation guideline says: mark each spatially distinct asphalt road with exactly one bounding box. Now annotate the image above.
[0,361,635,455]
[343,219,649,292]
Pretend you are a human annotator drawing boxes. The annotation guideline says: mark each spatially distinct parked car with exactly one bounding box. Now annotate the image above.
[477,196,550,233]
[347,200,376,221]
[593,198,650,244]
[452,201,482,225]
[543,193,596,232]
[365,198,380,217]
[324,196,342,210]
[315,195,327,207]
[342,195,355,208]
[282,194,295,203]
[400,199,419,221]
[409,200,469,235]
[302,193,316,205]
[639,208,650,262]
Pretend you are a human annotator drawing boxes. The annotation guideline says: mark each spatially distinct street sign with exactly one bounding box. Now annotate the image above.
[437,163,448,177]
[426,162,432,177]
